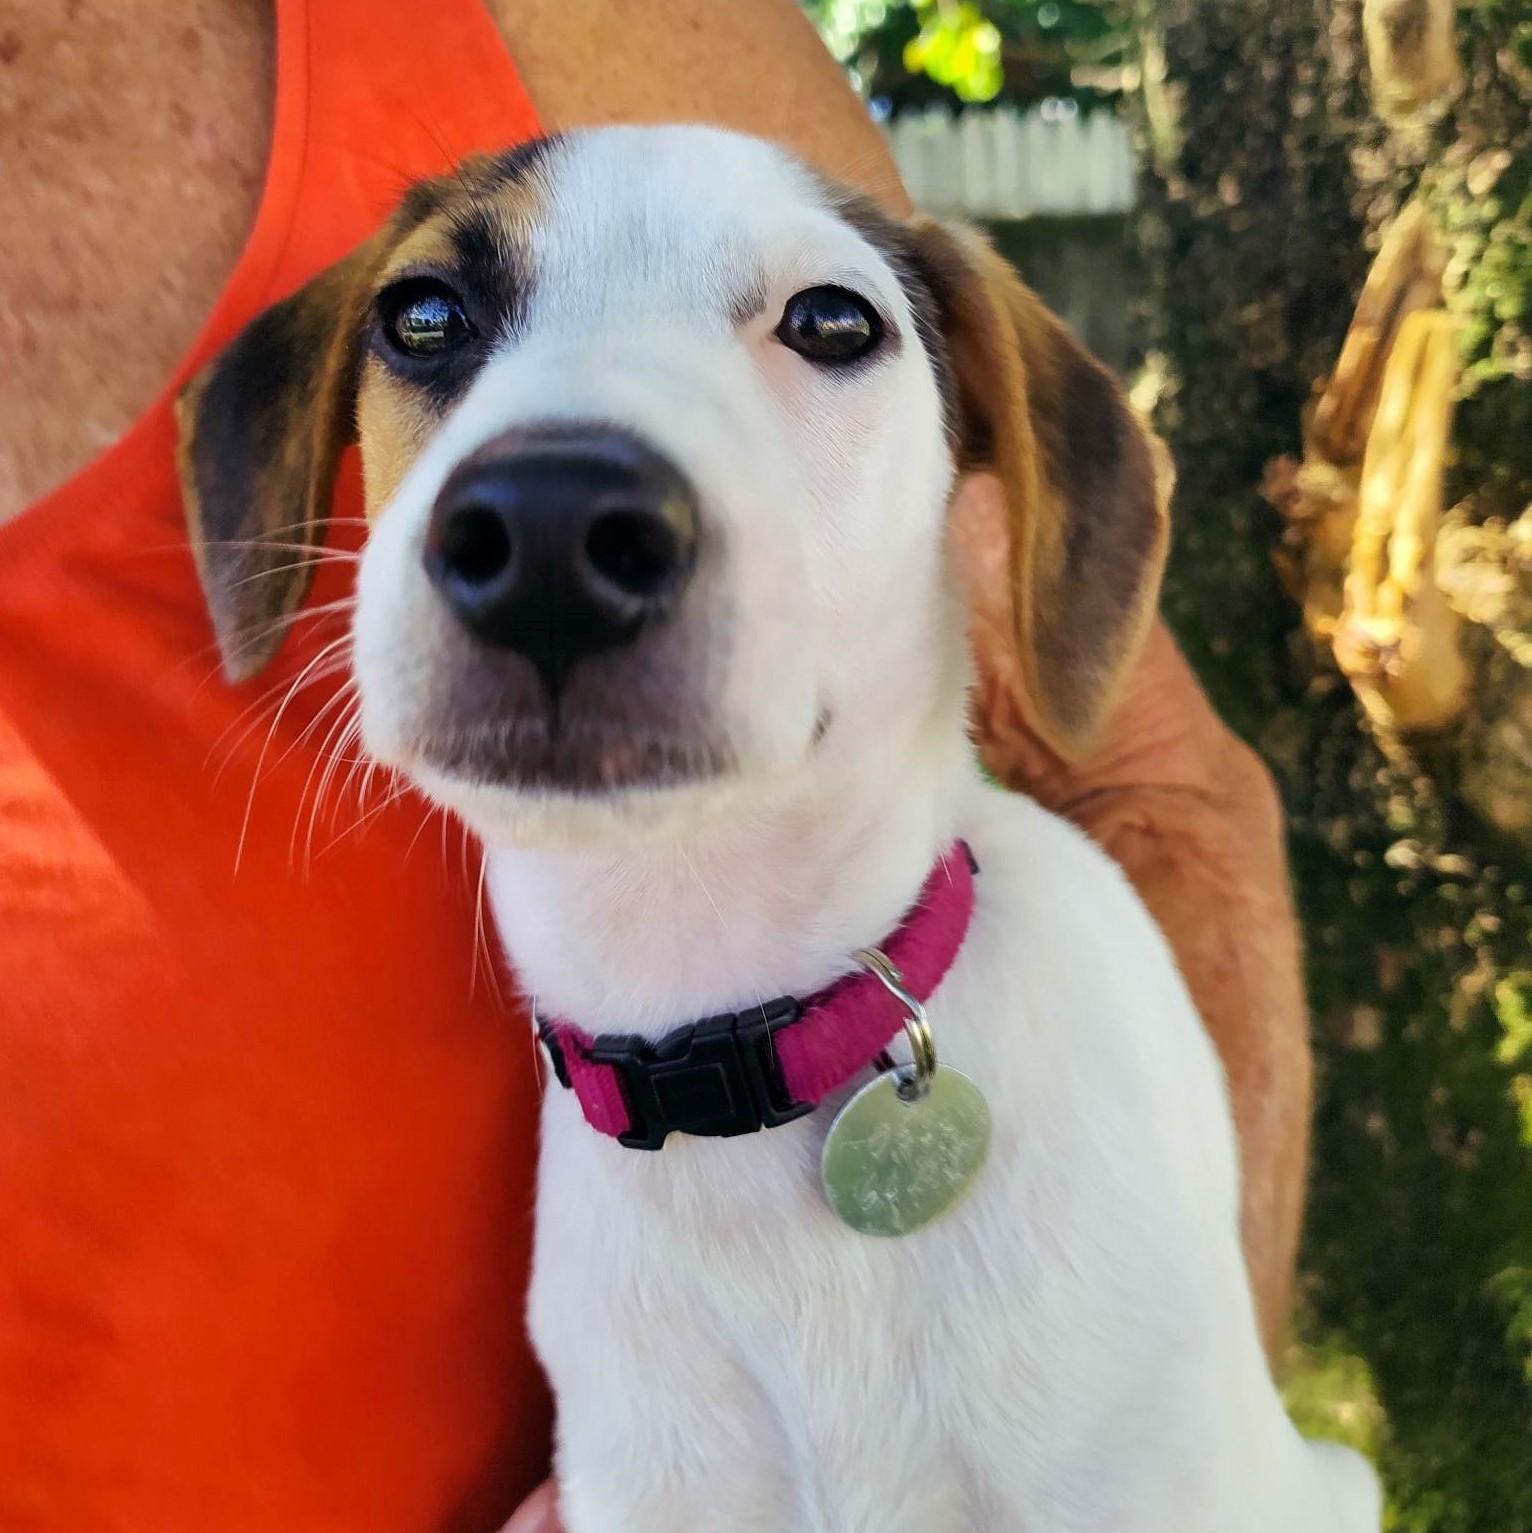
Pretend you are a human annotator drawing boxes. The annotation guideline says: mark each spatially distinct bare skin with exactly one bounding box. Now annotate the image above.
[0,0,903,513]
[0,3,1311,1527]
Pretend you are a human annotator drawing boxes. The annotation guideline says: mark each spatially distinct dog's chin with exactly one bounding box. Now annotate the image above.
[417,717,733,795]
[387,714,750,849]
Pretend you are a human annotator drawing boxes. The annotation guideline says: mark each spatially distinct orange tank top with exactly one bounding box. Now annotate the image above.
[0,5,551,1530]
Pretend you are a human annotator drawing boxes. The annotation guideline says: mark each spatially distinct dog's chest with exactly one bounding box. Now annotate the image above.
[517,803,1251,1531]
[530,1087,1056,1531]
[527,955,1233,1528]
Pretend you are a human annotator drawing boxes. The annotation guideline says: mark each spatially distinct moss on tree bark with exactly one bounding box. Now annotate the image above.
[1129,3,1532,1526]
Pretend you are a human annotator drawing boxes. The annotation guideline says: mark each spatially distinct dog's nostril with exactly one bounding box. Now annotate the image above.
[422,427,701,674]
[585,509,685,600]
[438,505,513,587]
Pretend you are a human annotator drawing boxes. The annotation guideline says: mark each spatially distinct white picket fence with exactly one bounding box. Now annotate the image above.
[884,106,1137,220]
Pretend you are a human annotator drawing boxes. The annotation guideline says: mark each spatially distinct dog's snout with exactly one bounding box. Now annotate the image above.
[423,427,699,687]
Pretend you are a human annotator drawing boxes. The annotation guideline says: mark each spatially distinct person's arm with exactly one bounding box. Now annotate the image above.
[954,475,1310,1352]
[483,0,912,212]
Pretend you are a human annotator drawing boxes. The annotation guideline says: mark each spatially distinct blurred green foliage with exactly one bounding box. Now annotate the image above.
[804,0,1130,108]
[904,3,1005,103]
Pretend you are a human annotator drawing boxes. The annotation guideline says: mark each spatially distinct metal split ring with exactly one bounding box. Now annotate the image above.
[853,946,938,1100]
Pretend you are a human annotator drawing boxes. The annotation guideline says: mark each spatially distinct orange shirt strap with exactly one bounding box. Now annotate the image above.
[221,0,545,359]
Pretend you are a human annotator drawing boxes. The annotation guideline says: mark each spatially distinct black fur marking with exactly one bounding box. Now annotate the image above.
[728,277,770,329]
[368,142,563,414]
[492,135,560,186]
[180,137,567,679]
[182,253,368,678]
[191,299,310,545]
[1051,337,1158,581]
[1031,333,1160,703]
[446,205,525,333]
[367,314,490,416]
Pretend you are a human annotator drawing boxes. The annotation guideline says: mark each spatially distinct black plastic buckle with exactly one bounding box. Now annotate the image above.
[539,1024,574,1090]
[576,996,812,1151]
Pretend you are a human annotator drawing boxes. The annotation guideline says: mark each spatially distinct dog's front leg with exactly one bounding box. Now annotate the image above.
[546,1371,802,1533]
[529,1114,805,1533]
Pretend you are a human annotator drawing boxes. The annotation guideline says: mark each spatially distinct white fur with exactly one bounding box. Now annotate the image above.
[353,126,1381,1532]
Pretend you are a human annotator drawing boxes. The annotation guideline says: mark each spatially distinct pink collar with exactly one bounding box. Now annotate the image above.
[536,843,977,1149]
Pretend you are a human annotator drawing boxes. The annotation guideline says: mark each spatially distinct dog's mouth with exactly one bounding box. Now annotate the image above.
[411,712,735,797]
[361,596,741,804]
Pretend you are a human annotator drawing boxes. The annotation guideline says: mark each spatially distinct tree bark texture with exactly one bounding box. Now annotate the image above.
[1128,3,1532,1527]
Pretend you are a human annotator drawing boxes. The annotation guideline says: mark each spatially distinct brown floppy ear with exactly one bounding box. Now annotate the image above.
[174,235,388,683]
[907,218,1172,759]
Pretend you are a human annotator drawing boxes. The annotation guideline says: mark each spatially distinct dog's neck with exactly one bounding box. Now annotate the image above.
[483,726,974,1040]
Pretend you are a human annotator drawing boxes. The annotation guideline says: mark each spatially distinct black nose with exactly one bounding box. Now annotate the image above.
[423,426,700,690]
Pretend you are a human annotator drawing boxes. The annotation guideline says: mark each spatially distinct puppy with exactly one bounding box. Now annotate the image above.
[178,125,1381,1532]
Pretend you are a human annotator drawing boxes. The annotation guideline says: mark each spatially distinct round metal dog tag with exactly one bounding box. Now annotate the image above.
[821,1065,991,1237]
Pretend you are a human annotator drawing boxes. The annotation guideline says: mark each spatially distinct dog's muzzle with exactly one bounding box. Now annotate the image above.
[423,424,700,694]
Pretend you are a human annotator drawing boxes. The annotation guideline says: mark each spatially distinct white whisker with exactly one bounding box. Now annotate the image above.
[233,634,354,873]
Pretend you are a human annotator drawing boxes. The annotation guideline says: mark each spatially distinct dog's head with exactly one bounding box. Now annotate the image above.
[177,126,1168,843]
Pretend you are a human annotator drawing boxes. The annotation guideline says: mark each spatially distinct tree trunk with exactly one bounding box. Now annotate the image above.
[1128,2,1532,1527]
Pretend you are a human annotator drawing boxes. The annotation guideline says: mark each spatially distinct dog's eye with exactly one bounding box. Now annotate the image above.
[775,286,883,365]
[379,282,475,359]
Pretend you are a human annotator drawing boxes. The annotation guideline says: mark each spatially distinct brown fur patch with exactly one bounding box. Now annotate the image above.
[175,139,557,681]
[355,356,442,510]
[902,218,1170,759]
[357,155,550,512]
[769,174,1169,758]
[175,240,388,682]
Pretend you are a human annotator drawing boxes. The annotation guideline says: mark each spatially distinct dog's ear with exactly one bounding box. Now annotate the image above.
[908,219,1172,759]
[174,234,389,683]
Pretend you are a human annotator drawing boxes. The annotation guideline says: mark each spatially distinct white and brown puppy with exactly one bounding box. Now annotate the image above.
[178,126,1380,1533]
